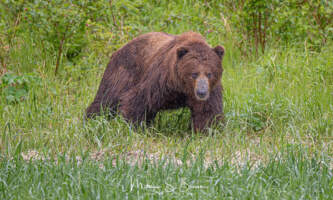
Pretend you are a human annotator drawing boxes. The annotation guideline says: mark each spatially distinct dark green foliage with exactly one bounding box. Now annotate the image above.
[0,73,40,103]
[1,0,332,73]
[220,0,333,53]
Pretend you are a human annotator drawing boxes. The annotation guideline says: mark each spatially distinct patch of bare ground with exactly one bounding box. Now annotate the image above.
[20,148,265,169]
[20,136,332,170]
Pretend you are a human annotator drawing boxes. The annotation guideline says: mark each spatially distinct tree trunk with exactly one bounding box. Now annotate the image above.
[55,37,65,76]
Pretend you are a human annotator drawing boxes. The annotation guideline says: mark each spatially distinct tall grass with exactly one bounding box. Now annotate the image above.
[2,37,331,156]
[0,147,332,199]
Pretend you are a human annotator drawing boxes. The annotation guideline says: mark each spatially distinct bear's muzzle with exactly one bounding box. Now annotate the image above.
[195,78,209,101]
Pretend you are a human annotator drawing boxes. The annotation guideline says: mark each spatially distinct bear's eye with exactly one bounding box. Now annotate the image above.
[191,73,199,79]
[207,73,212,79]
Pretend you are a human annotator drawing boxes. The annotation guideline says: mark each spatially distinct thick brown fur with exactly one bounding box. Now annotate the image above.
[86,32,225,132]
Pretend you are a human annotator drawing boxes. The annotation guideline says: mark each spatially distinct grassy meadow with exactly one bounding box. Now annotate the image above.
[0,0,332,199]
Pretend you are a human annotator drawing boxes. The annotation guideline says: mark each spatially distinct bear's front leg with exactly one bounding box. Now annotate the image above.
[191,109,223,132]
[119,91,147,124]
[119,87,159,126]
[189,86,224,132]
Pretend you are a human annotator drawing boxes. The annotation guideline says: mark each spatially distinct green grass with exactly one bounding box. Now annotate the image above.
[0,0,332,199]
[1,147,332,199]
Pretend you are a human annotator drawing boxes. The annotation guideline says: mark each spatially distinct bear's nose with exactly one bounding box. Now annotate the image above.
[196,89,207,98]
[195,78,209,100]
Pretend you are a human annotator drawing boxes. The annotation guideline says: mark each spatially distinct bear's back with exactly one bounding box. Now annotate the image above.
[134,32,175,66]
[108,31,209,76]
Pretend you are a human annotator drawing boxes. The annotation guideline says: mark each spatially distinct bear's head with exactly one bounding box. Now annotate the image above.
[175,42,224,101]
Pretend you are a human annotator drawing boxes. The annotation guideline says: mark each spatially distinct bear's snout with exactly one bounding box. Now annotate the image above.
[195,78,209,101]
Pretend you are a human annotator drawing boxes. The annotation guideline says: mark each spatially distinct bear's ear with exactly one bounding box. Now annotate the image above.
[177,47,189,59]
[213,45,225,59]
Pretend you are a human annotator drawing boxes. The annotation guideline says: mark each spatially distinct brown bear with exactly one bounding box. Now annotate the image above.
[86,31,225,131]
